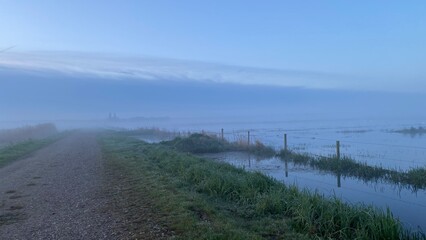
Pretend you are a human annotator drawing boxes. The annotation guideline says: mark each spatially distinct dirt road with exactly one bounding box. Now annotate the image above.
[0,131,133,239]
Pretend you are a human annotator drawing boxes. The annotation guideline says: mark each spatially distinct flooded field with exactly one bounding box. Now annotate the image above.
[244,129,426,171]
[200,151,426,231]
[152,118,426,171]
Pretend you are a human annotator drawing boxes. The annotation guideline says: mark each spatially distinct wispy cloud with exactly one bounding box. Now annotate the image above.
[0,51,418,92]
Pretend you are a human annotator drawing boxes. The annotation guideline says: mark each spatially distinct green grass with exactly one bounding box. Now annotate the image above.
[100,133,425,239]
[0,135,62,168]
[162,133,276,157]
[279,150,426,191]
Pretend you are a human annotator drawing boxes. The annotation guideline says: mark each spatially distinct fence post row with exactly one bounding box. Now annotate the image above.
[220,130,343,160]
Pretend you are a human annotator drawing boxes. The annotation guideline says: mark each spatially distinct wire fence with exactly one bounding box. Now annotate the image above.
[214,128,426,169]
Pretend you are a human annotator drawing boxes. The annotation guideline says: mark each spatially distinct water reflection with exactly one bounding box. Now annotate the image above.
[337,171,341,188]
[285,158,288,177]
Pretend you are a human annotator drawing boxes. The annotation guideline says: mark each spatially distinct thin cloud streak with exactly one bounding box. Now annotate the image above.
[0,51,420,92]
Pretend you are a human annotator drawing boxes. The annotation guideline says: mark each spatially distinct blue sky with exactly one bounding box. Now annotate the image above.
[1,1,426,121]
[1,1,425,91]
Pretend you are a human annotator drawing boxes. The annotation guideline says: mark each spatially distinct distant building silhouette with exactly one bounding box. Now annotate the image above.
[108,112,119,121]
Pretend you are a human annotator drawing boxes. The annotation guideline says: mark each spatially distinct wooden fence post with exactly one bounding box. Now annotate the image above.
[284,133,288,151]
[285,158,288,177]
[336,140,340,159]
[336,140,341,188]
[337,172,341,188]
[221,128,224,140]
[247,131,250,145]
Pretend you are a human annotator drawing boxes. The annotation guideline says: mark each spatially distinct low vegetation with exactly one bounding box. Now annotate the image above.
[279,150,426,191]
[162,133,276,157]
[393,126,426,135]
[100,133,425,239]
[0,134,63,168]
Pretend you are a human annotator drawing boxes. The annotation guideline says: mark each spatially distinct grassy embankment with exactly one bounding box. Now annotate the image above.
[100,132,425,239]
[279,150,426,191]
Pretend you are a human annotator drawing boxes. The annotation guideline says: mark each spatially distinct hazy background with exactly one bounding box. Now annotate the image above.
[1,1,425,127]
[2,2,426,230]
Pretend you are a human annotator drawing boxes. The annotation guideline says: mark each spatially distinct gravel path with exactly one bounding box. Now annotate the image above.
[0,131,132,239]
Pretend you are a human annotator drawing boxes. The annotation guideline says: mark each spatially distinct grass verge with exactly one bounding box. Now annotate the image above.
[0,134,64,168]
[100,133,424,239]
